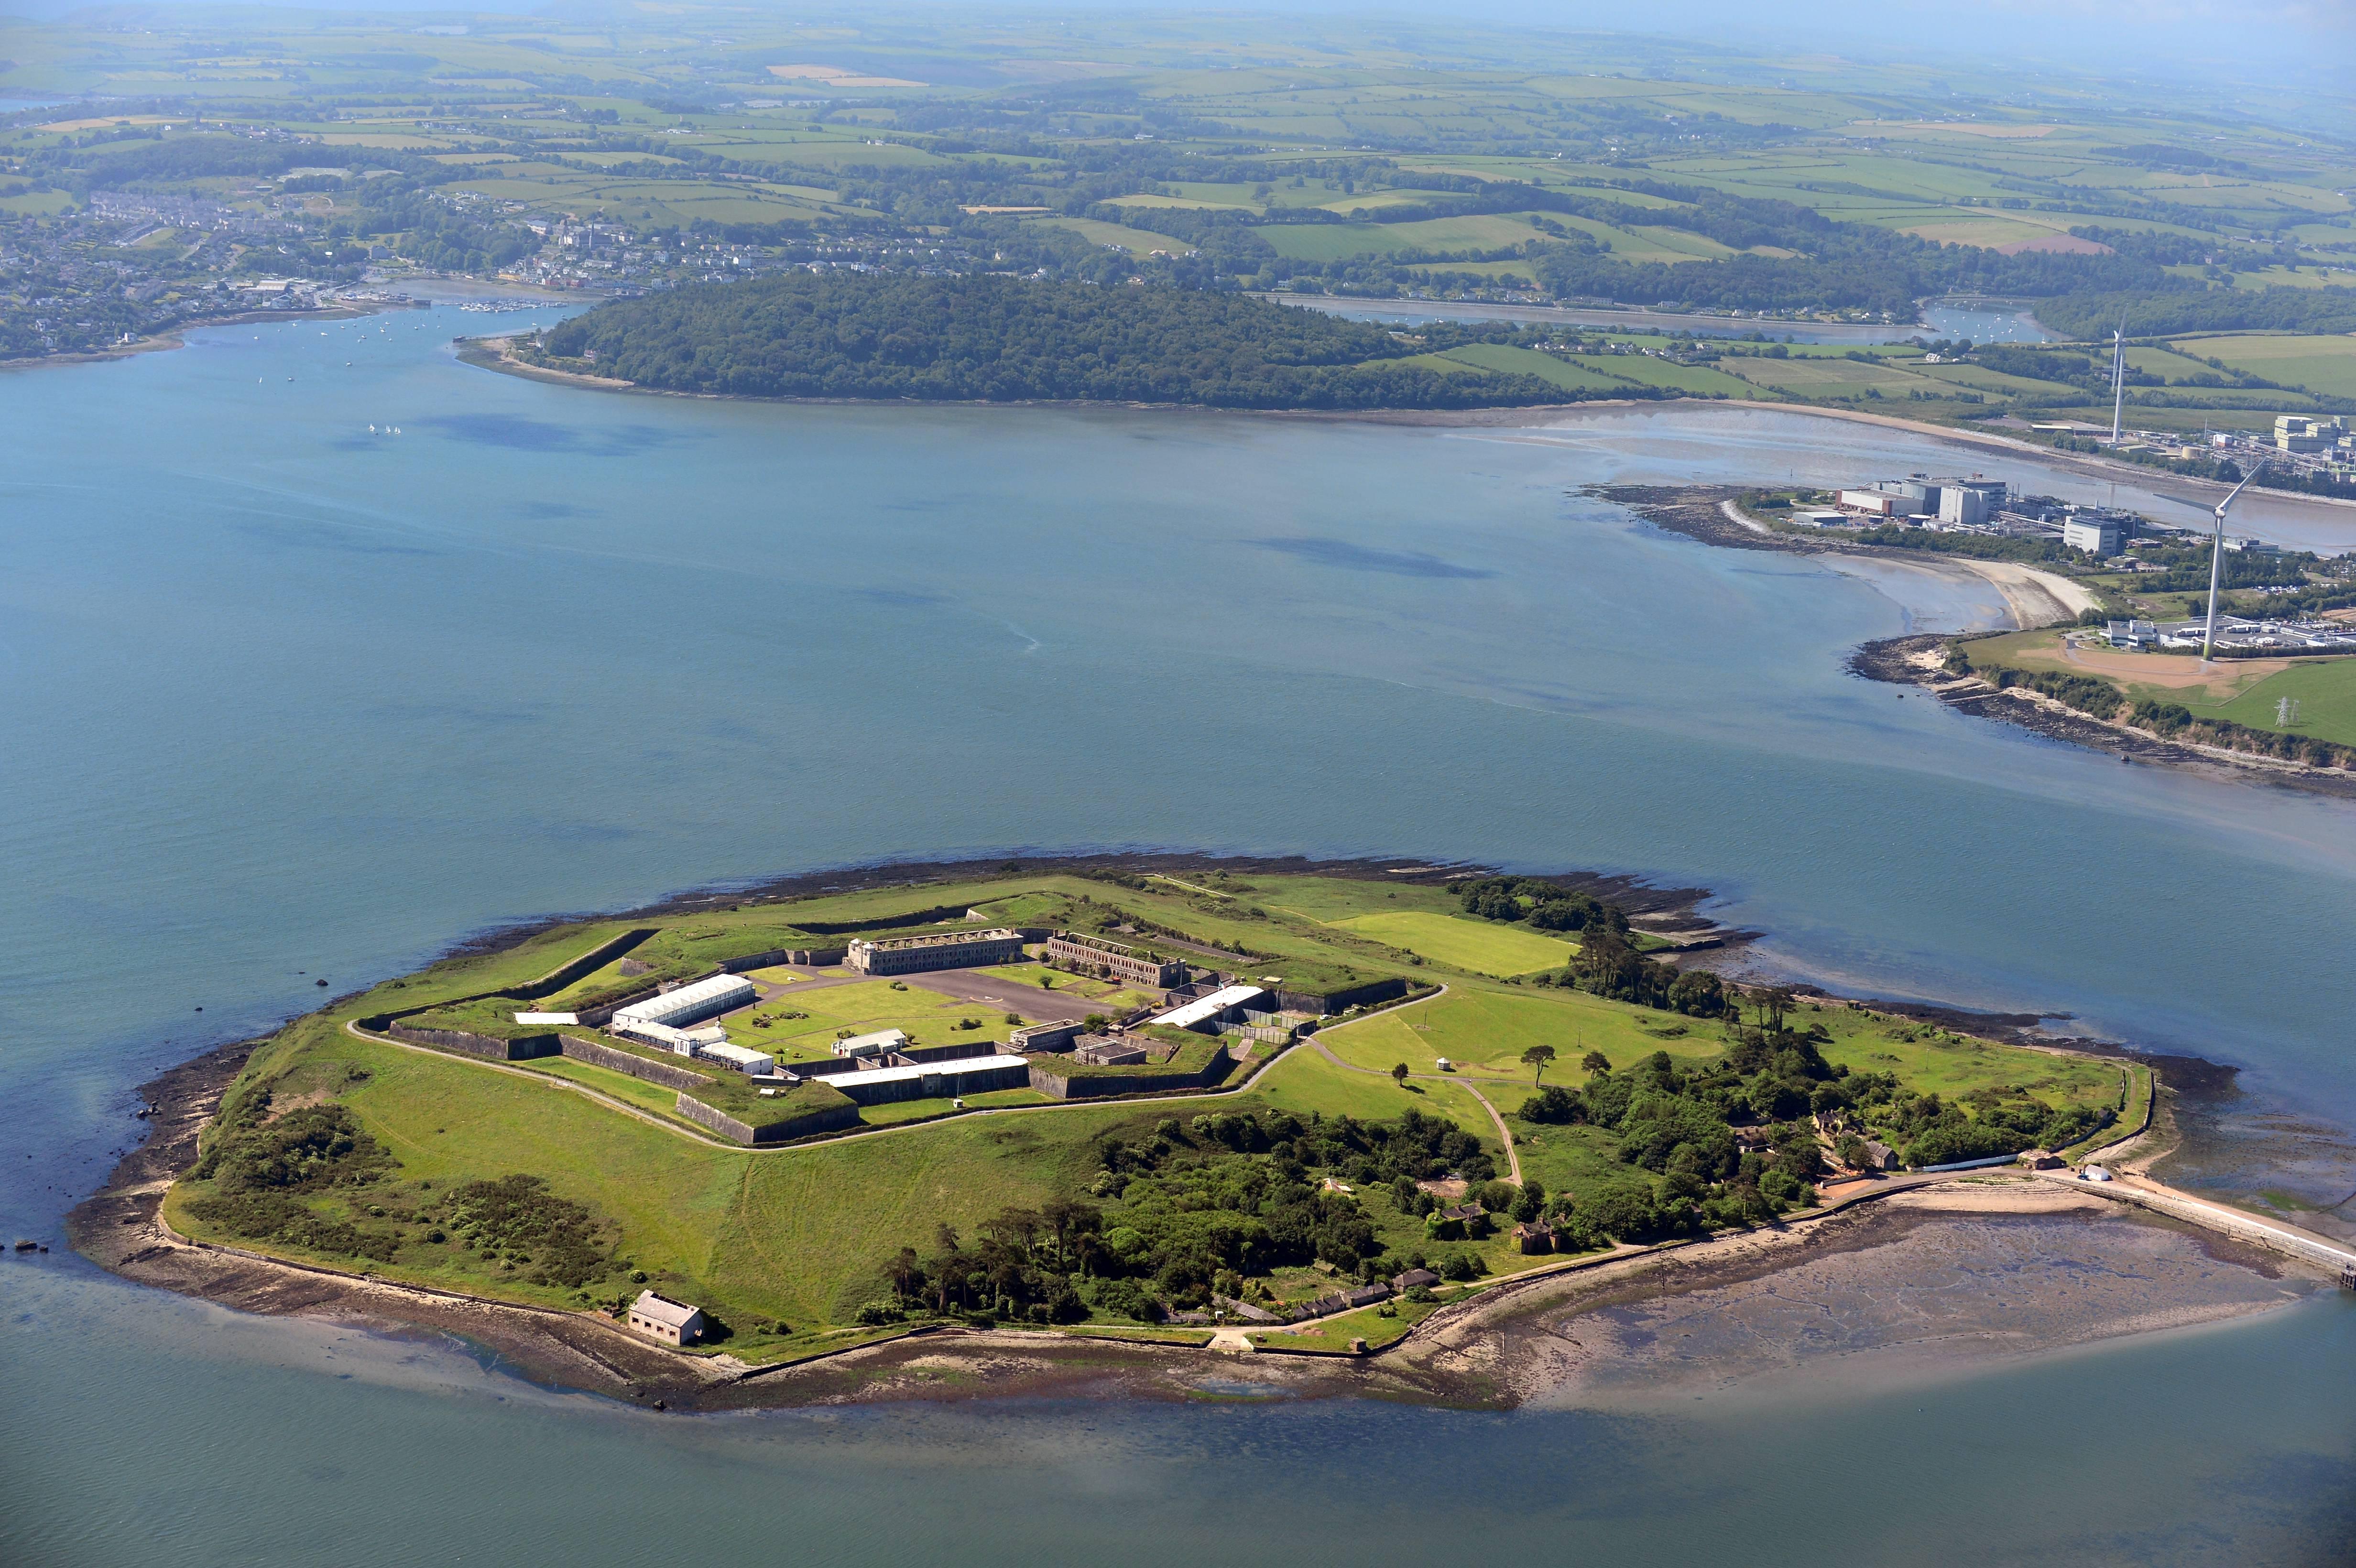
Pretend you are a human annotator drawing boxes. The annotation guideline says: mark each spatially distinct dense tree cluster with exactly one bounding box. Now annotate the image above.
[535,273,1563,407]
[1855,1079,2107,1168]
[191,1095,391,1191]
[1448,876,1727,1014]
[1450,874,1617,933]
[860,1108,1499,1324]
[347,191,538,274]
[1532,925,1730,1016]
[1517,994,2102,1209]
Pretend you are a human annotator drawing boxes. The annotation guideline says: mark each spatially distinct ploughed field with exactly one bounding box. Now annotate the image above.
[168,865,2141,1364]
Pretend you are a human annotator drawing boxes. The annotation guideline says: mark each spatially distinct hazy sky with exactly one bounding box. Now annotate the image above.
[1,0,2346,92]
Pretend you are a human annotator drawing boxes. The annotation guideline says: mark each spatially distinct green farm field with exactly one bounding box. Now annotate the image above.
[2178,334,2356,398]
[1726,356,1947,397]
[1564,355,1756,396]
[2205,661,2356,747]
[1435,342,1630,390]
[1255,215,1522,261]
[1325,910,1575,974]
[1032,216,1199,258]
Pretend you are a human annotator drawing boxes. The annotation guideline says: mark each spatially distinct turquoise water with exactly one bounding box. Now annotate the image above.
[2,309,2352,1563]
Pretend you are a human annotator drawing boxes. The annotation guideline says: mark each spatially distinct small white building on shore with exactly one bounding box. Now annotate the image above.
[627,1290,705,1345]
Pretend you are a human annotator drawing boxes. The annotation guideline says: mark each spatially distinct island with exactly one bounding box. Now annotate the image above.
[84,851,2330,1413]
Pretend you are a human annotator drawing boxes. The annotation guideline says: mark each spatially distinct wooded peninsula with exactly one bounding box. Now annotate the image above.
[524,273,1575,407]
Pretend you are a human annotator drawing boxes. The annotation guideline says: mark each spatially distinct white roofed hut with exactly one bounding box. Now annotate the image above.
[627,1290,705,1345]
[1148,984,1268,1035]
[697,1042,775,1076]
[833,1027,909,1059]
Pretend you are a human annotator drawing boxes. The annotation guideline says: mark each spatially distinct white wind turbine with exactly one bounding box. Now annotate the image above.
[2201,470,2256,665]
[2109,317,2127,445]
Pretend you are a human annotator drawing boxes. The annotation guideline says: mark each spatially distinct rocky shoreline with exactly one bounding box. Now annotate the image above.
[1599,482,2356,798]
[69,1026,2325,1415]
[64,848,2334,1415]
[1848,633,2356,799]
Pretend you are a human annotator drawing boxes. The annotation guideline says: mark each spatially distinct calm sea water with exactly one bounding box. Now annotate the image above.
[2,306,2351,1565]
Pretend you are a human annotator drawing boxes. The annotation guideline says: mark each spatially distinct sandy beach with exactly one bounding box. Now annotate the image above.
[1710,495,2101,629]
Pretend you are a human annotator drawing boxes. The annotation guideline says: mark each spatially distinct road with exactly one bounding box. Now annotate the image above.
[2038,1168,2356,1271]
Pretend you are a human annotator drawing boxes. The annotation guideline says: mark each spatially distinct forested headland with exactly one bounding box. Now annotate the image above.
[527,274,1583,409]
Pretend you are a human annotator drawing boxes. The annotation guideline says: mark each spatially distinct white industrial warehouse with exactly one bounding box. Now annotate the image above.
[611,973,768,1069]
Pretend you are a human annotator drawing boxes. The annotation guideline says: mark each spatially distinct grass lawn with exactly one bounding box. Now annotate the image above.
[1326,910,1575,975]
[856,1087,1055,1126]
[1507,1119,1648,1203]
[1910,362,2082,397]
[538,951,657,1009]
[2060,1063,2150,1158]
[1389,351,1485,377]
[513,1055,708,1125]
[1243,1038,1500,1142]
[1250,1296,1440,1352]
[1808,1002,2120,1112]
[722,978,1007,1061]
[187,1015,1169,1332]
[1256,876,1463,923]
[1728,356,1946,397]
[1321,987,1723,1085]
[1058,1326,1218,1348]
[2204,660,2356,748]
